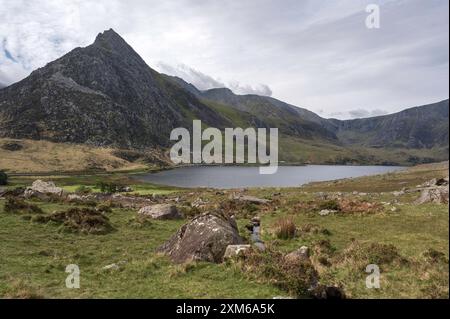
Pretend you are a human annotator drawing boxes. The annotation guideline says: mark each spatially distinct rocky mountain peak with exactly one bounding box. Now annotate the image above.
[92,28,137,57]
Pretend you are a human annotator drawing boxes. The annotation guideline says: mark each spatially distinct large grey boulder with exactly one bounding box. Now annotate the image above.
[415,187,449,204]
[24,180,64,197]
[138,204,181,220]
[158,213,244,263]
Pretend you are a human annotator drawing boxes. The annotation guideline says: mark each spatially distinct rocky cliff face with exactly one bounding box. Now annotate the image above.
[0,29,228,149]
[0,29,448,155]
[329,100,449,148]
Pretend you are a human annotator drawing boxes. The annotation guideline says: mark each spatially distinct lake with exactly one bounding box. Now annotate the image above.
[134,165,405,189]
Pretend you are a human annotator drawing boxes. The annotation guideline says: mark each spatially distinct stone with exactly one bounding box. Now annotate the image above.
[415,187,449,204]
[223,244,251,259]
[158,213,244,263]
[392,190,405,197]
[138,204,182,220]
[24,180,64,197]
[67,194,83,201]
[232,195,270,205]
[102,263,120,271]
[319,209,337,216]
[285,246,310,262]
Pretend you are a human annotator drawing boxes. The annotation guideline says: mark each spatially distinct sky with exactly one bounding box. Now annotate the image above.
[0,0,448,119]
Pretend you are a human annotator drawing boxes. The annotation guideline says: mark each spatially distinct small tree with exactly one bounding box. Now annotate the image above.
[0,170,8,185]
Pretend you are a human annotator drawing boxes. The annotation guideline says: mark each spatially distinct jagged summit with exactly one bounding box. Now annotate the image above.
[92,28,134,55]
[0,30,228,148]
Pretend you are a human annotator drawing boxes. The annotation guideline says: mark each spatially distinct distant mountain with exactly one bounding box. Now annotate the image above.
[0,29,229,149]
[0,29,448,165]
[329,100,449,149]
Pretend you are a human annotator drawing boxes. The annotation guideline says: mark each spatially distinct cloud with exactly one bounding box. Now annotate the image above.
[156,62,273,96]
[0,0,447,115]
[331,108,389,119]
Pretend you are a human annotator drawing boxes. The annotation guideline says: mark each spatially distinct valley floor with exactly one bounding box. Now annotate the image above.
[0,162,448,298]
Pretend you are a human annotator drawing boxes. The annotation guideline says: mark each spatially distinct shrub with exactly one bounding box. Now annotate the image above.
[0,170,8,185]
[33,207,114,234]
[95,182,119,193]
[318,200,340,211]
[273,217,297,239]
[4,198,43,214]
[75,185,92,194]
[240,247,318,297]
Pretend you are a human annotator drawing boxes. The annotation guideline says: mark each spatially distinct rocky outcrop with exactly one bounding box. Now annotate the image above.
[158,213,244,263]
[138,204,182,220]
[24,180,64,197]
[415,187,449,204]
[414,177,449,204]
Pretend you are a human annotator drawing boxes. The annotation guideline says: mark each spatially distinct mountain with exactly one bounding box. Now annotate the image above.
[329,100,449,149]
[0,29,229,149]
[0,29,448,165]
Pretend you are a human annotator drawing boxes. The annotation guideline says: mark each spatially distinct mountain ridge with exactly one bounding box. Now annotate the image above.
[0,29,448,165]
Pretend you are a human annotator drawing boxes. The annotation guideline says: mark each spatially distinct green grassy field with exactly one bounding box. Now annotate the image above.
[0,162,448,298]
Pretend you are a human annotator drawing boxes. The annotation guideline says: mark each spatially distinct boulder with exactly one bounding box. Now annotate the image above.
[285,246,310,263]
[24,180,64,197]
[158,213,244,263]
[232,195,270,205]
[318,209,337,216]
[415,187,449,204]
[138,204,182,220]
[223,245,251,259]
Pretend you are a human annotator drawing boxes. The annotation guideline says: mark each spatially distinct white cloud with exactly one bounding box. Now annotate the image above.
[0,0,448,116]
[156,62,273,96]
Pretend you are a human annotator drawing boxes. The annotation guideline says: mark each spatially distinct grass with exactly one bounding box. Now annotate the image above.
[0,200,284,298]
[0,161,448,298]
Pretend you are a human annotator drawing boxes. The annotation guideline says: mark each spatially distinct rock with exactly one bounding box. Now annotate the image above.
[158,213,244,263]
[24,180,64,197]
[318,209,336,216]
[415,187,449,204]
[102,263,120,271]
[253,242,266,252]
[436,177,449,186]
[223,245,251,259]
[311,285,346,299]
[138,204,182,220]
[392,190,405,197]
[232,195,270,205]
[102,260,126,271]
[67,194,83,201]
[285,246,310,262]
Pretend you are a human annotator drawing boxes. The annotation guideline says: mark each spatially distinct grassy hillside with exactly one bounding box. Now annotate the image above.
[0,138,165,173]
[0,162,448,298]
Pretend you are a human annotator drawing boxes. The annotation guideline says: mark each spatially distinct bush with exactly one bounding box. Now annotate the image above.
[240,247,318,297]
[33,207,114,234]
[75,185,92,194]
[318,200,340,211]
[0,170,8,185]
[4,197,43,214]
[95,182,120,193]
[273,217,297,239]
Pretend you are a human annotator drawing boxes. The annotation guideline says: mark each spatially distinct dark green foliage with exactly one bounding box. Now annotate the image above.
[4,198,43,214]
[318,200,340,211]
[0,170,7,185]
